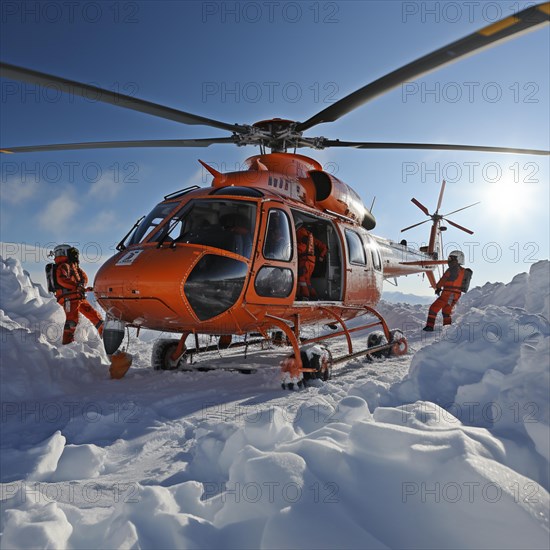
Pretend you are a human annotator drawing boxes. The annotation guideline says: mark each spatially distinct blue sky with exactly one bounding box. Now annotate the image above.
[1,1,548,295]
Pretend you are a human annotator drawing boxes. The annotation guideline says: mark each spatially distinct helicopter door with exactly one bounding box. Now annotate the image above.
[309,220,342,301]
[289,211,342,302]
[246,203,296,305]
[343,227,369,302]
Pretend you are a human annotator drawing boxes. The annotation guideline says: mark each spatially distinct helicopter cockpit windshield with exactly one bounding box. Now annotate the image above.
[146,199,257,259]
[127,202,178,247]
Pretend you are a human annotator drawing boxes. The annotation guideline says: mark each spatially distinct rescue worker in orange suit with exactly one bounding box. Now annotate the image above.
[296,220,328,300]
[423,250,466,331]
[53,244,104,344]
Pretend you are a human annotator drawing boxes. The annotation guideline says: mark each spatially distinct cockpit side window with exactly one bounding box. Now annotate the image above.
[263,209,292,261]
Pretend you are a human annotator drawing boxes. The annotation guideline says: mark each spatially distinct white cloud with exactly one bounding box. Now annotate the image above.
[37,190,80,236]
[84,209,119,233]
[0,176,40,204]
[87,172,128,201]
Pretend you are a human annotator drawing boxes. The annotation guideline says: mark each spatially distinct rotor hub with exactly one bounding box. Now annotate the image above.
[230,118,325,153]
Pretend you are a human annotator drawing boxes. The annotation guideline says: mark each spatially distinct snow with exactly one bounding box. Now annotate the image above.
[1,255,549,549]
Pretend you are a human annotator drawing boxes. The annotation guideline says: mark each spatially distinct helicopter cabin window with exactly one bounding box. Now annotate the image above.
[371,247,382,271]
[255,267,294,298]
[263,209,292,261]
[153,199,257,259]
[128,202,179,246]
[363,234,382,271]
[345,229,366,265]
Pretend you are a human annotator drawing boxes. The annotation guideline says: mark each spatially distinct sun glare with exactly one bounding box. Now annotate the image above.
[480,167,537,222]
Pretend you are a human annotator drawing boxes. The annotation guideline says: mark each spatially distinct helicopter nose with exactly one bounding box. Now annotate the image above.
[184,254,248,321]
[94,246,250,330]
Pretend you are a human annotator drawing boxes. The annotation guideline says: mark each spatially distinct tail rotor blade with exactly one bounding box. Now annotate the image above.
[401,219,430,232]
[442,201,481,217]
[411,198,430,216]
[445,218,474,235]
[435,180,446,213]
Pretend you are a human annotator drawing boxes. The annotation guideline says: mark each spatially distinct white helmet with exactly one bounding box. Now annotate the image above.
[53,244,79,262]
[448,250,465,265]
[54,244,72,258]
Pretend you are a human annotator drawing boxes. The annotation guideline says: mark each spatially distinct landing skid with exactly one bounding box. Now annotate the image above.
[150,306,408,389]
[152,336,266,372]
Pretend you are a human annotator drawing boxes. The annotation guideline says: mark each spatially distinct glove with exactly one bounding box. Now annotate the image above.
[435,288,442,296]
[77,284,86,297]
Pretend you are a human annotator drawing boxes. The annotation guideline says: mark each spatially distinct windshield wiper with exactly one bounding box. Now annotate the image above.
[116,216,145,251]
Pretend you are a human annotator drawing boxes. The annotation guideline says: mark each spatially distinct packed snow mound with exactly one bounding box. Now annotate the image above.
[384,262,550,486]
[396,305,549,410]
[0,256,63,341]
[458,260,549,318]
[0,256,109,402]
[1,255,549,549]
[2,401,549,550]
[377,299,427,334]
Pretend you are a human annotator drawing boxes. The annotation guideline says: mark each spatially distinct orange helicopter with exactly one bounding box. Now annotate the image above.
[1,3,549,385]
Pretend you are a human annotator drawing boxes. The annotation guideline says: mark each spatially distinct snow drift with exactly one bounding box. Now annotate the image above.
[0,256,109,402]
[1,256,549,549]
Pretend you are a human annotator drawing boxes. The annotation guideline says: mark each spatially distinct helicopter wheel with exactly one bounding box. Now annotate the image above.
[152,339,185,370]
[366,331,390,361]
[319,348,333,381]
[389,329,408,356]
[301,346,332,382]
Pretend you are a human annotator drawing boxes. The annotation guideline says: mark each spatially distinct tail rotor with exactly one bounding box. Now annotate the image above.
[401,180,479,245]
[401,180,479,255]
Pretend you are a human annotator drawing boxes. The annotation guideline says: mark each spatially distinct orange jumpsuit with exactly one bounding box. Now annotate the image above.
[425,265,466,329]
[54,256,103,344]
[296,227,327,300]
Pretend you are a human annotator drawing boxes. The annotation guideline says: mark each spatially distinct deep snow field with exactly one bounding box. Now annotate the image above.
[0,255,549,549]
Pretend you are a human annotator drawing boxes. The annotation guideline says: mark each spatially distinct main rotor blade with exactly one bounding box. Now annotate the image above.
[435,180,446,213]
[0,138,236,154]
[411,198,430,216]
[0,62,247,134]
[444,218,475,235]
[319,140,550,156]
[296,3,549,132]
[443,202,481,217]
[401,219,430,232]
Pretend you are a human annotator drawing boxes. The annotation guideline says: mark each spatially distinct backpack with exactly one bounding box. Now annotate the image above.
[45,263,61,293]
[460,268,473,293]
